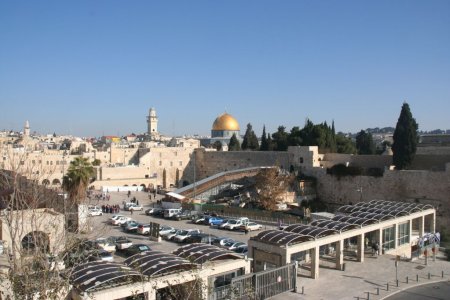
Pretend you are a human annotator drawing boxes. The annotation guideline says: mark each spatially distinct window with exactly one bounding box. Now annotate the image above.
[397,222,410,246]
[383,225,395,250]
[300,157,304,164]
[159,161,162,166]
[179,161,182,166]
[170,161,173,167]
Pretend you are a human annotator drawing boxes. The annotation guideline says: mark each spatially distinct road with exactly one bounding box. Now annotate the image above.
[383,281,450,300]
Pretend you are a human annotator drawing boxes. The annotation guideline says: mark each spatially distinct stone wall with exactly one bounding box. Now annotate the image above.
[310,168,450,229]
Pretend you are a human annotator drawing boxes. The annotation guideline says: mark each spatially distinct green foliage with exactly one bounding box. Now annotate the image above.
[228,133,241,151]
[393,102,419,170]
[355,130,376,154]
[62,156,94,204]
[212,141,222,151]
[336,134,357,154]
[92,158,101,166]
[241,123,259,150]
[327,164,363,177]
[260,125,269,151]
[272,126,289,151]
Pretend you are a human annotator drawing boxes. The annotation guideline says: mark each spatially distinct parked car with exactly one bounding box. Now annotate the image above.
[88,208,103,216]
[219,219,233,229]
[88,250,114,262]
[112,216,132,226]
[233,245,248,256]
[160,228,179,240]
[223,219,245,230]
[123,220,141,233]
[123,244,151,257]
[111,236,133,250]
[164,208,182,219]
[173,229,201,243]
[208,217,224,226]
[137,224,150,235]
[159,225,175,235]
[163,229,184,241]
[225,241,246,251]
[239,222,263,232]
[95,238,116,252]
[212,237,234,247]
[127,204,143,211]
[171,210,194,221]
[192,215,206,224]
[110,215,125,224]
[185,233,217,244]
[145,207,162,216]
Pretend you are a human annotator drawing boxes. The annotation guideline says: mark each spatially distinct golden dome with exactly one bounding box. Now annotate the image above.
[212,113,240,131]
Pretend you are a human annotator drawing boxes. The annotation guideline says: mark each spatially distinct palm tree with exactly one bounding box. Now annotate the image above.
[62,156,94,204]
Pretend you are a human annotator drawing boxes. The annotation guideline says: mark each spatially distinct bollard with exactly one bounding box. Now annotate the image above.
[416,274,419,282]
[428,273,431,279]
[367,292,370,300]
[442,271,444,278]
[406,276,409,284]
[396,280,399,287]
[302,286,304,294]
[387,283,389,291]
[376,288,379,295]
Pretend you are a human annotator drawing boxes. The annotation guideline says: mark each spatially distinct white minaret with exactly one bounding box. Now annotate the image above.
[24,120,30,136]
[147,108,158,136]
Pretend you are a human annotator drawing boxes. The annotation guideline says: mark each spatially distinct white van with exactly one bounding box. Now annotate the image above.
[164,208,182,219]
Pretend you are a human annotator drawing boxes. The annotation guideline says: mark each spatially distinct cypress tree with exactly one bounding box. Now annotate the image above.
[392,102,419,170]
[228,133,241,151]
[242,123,259,150]
[260,125,269,151]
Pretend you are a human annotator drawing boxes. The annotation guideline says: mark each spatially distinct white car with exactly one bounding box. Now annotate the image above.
[163,229,183,241]
[173,229,201,243]
[127,204,143,211]
[88,208,103,216]
[240,222,263,231]
[219,219,233,229]
[159,226,175,235]
[95,238,116,253]
[223,219,244,230]
[112,216,132,226]
[110,215,125,224]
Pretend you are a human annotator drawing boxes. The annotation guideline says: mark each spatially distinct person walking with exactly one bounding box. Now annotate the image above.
[130,208,133,215]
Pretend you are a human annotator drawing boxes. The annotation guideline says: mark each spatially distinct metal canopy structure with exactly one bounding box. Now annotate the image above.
[310,219,362,231]
[71,261,142,292]
[251,230,314,246]
[283,224,338,238]
[338,200,433,216]
[124,250,197,277]
[173,243,243,264]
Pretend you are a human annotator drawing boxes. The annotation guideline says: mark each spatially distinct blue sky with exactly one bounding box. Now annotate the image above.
[1,1,449,137]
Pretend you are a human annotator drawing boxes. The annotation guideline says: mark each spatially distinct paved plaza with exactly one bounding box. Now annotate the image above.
[273,249,450,300]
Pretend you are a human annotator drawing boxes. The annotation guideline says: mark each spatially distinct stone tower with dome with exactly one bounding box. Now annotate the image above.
[210,112,242,147]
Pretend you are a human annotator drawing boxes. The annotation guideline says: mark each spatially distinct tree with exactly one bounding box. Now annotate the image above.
[212,141,222,151]
[92,158,101,166]
[62,156,94,205]
[228,133,241,151]
[336,134,357,154]
[260,125,269,151]
[355,130,376,154]
[266,133,275,151]
[254,168,291,211]
[392,102,419,169]
[241,123,259,150]
[272,126,289,151]
[288,126,302,146]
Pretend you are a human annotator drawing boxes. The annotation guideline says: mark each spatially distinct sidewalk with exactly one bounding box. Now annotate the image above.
[271,252,450,300]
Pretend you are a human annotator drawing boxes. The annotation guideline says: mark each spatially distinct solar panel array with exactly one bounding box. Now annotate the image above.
[71,261,142,292]
[71,244,243,292]
[173,243,243,264]
[251,230,315,246]
[252,200,434,247]
[124,250,197,277]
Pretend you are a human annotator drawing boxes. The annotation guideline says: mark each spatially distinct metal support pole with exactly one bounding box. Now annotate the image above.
[416,274,419,282]
[302,286,304,294]
[406,276,409,284]
[387,283,389,291]
[442,271,444,278]
[428,273,431,280]
[396,280,399,287]
[366,292,370,300]
[376,288,379,295]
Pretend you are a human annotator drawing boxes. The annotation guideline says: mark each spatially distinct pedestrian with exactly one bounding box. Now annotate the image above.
[130,208,133,215]
[365,237,369,249]
[127,190,131,198]
[136,199,139,206]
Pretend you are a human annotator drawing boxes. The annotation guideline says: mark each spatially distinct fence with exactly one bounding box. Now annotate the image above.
[209,262,297,300]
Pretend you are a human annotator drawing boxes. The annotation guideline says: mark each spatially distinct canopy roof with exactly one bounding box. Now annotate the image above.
[173,243,242,263]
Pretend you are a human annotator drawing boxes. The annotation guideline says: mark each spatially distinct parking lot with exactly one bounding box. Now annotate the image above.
[82,191,276,261]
